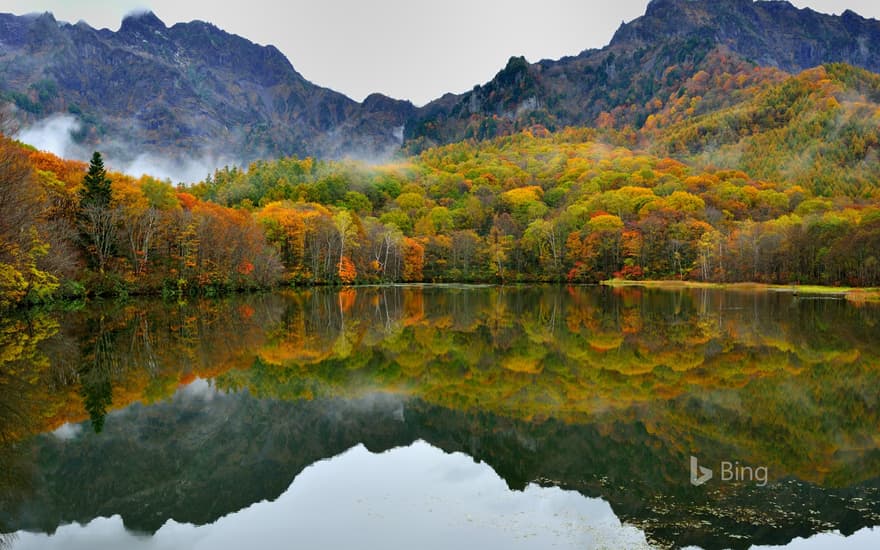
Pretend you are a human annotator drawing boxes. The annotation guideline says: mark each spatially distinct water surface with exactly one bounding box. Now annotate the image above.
[1,285,879,549]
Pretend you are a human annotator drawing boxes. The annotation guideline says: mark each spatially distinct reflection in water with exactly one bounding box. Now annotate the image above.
[1,285,880,549]
[753,529,880,549]
[11,441,651,550]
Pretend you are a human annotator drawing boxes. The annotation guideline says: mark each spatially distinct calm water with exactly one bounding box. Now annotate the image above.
[1,285,879,549]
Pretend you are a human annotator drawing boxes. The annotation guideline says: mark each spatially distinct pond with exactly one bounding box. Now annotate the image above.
[1,285,879,549]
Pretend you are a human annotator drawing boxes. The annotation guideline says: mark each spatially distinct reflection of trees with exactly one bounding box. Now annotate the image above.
[0,313,60,536]
[3,297,279,441]
[0,315,58,437]
[213,286,880,486]
[7,392,880,550]
[78,317,119,433]
[6,285,880,487]
[3,287,880,548]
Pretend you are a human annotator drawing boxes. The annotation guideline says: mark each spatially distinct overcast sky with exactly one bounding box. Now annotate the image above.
[4,1,880,106]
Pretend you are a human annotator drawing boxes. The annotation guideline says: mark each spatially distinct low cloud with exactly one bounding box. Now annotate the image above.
[15,114,238,184]
[16,113,87,159]
[122,152,236,184]
[122,7,154,19]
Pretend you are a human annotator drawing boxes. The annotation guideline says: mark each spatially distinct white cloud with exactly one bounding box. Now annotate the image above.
[15,115,234,184]
[16,114,85,159]
[121,153,234,184]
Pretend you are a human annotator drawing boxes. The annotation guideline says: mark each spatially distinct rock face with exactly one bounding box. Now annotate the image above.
[404,0,880,150]
[0,11,415,165]
[2,2,880,166]
[618,0,880,72]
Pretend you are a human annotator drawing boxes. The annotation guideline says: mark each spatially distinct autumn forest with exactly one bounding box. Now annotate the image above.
[3,63,880,309]
[5,4,880,548]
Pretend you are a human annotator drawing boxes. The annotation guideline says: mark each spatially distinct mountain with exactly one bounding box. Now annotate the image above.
[3,1,880,174]
[404,0,880,150]
[0,11,415,167]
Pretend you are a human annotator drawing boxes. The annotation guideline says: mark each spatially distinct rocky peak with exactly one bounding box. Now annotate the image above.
[361,93,416,116]
[25,11,65,47]
[0,10,422,164]
[119,11,166,35]
[32,11,57,24]
[610,0,880,73]
[404,0,880,151]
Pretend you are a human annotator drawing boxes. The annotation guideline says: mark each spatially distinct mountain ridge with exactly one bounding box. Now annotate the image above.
[0,10,415,169]
[3,2,880,174]
[404,0,880,150]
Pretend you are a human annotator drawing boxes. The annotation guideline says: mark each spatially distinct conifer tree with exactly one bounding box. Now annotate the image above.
[77,151,117,273]
[79,151,112,208]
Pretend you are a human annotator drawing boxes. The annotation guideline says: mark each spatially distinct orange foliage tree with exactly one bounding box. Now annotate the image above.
[337,256,357,284]
[402,237,425,282]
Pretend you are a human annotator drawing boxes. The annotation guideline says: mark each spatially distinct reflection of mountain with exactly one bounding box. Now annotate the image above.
[217,286,880,487]
[5,392,880,550]
[2,286,880,548]
[10,393,416,534]
[14,440,652,550]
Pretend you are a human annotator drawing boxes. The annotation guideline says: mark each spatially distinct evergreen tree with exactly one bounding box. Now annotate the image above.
[79,151,112,209]
[77,151,117,273]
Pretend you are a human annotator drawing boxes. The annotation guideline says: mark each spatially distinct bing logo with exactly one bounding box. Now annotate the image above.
[689,455,768,487]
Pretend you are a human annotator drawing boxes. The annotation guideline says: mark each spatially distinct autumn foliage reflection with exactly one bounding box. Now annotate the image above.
[3,286,879,486]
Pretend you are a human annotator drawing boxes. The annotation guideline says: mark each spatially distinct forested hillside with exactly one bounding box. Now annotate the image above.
[3,63,880,309]
[648,64,880,197]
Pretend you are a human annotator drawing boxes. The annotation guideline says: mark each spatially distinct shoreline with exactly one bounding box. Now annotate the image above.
[7,279,880,314]
[600,279,880,302]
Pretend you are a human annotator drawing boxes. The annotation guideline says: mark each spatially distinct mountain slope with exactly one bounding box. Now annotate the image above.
[0,11,415,166]
[4,1,880,174]
[404,0,880,151]
[649,62,880,197]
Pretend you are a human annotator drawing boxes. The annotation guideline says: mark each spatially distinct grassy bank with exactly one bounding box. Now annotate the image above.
[601,279,880,303]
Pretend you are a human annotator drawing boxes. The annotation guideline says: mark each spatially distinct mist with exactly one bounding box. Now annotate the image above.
[15,113,238,184]
[123,152,238,184]
[16,114,87,160]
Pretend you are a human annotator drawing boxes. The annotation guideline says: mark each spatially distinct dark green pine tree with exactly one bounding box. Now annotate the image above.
[77,151,117,273]
[78,151,112,209]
